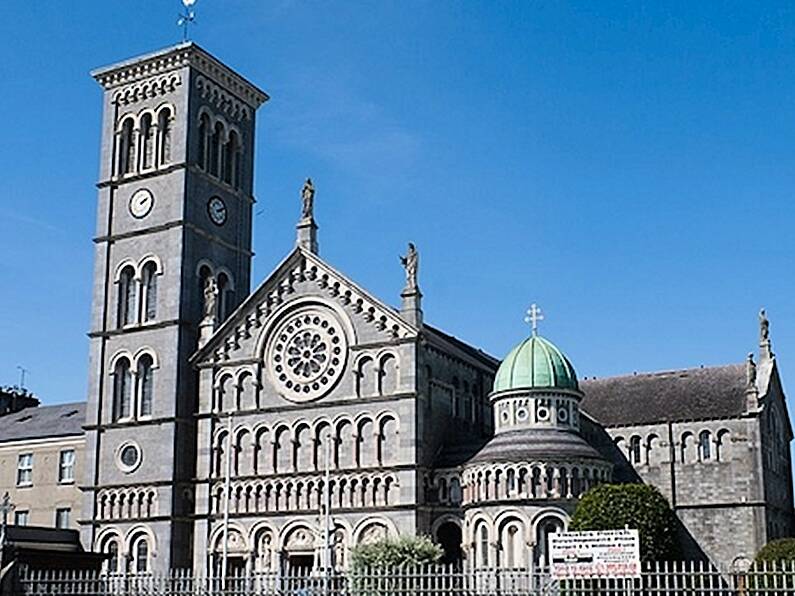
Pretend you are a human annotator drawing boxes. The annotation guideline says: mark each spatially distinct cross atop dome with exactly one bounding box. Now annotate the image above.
[524,303,544,336]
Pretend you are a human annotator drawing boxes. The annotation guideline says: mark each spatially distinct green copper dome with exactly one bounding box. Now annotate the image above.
[493,335,579,393]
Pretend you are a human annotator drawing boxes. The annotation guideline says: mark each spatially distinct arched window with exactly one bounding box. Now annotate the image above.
[137,354,154,418]
[478,524,489,568]
[117,265,137,328]
[157,107,172,166]
[698,430,712,461]
[141,261,158,322]
[223,131,238,185]
[502,521,524,569]
[118,118,136,175]
[198,113,210,170]
[629,435,642,465]
[217,272,234,321]
[132,535,150,573]
[103,537,120,574]
[140,113,155,170]
[535,517,564,567]
[113,358,132,421]
[210,122,224,177]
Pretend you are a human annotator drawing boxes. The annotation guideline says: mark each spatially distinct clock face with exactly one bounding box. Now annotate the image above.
[208,196,227,226]
[129,189,154,219]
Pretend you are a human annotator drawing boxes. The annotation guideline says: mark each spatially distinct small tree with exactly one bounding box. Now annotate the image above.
[570,483,679,561]
[350,535,443,571]
[756,539,795,563]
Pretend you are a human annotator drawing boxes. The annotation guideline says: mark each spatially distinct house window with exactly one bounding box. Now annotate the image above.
[55,508,70,529]
[14,511,29,526]
[58,449,75,483]
[17,453,33,486]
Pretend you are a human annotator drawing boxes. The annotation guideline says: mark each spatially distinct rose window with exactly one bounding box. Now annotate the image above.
[267,308,348,402]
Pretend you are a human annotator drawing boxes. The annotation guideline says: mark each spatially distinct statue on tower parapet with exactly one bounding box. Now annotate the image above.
[301,178,315,220]
[203,276,219,323]
[400,242,419,291]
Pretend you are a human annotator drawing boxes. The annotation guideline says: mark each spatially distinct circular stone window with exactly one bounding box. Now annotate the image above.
[116,442,142,473]
[266,308,348,402]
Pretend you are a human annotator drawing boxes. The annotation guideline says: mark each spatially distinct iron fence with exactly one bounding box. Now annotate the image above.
[14,561,795,596]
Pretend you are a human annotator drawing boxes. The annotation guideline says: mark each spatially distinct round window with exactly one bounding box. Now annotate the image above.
[266,307,348,402]
[117,442,142,473]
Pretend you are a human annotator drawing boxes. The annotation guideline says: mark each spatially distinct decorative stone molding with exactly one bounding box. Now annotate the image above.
[462,460,611,505]
[112,73,183,106]
[203,250,417,365]
[93,43,268,108]
[210,471,400,515]
[196,75,251,121]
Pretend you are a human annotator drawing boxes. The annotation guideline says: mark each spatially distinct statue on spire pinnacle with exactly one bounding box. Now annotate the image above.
[400,243,419,291]
[759,308,770,343]
[301,178,315,220]
[759,308,773,361]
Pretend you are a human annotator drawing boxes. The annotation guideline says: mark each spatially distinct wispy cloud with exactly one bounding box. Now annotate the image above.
[270,68,424,186]
[0,210,60,233]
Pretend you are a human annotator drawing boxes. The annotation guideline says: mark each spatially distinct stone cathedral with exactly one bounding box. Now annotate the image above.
[2,42,792,577]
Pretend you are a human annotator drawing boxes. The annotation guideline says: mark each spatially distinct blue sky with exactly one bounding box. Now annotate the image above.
[1,1,795,409]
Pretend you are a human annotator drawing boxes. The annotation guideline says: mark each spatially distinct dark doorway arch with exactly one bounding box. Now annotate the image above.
[436,521,463,566]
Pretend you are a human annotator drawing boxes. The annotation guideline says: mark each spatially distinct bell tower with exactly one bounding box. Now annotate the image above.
[82,43,268,571]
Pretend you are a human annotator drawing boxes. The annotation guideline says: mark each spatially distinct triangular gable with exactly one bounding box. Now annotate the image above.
[191,246,419,366]
[759,359,793,440]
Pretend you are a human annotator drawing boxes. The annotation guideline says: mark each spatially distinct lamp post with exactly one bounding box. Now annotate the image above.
[0,493,16,579]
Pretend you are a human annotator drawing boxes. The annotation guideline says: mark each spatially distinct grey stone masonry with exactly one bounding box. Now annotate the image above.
[82,42,267,573]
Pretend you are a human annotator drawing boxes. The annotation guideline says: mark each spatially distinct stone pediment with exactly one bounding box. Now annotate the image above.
[192,247,419,367]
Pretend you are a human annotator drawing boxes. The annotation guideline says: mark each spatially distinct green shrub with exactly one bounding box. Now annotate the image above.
[570,483,679,561]
[755,539,795,563]
[350,535,443,570]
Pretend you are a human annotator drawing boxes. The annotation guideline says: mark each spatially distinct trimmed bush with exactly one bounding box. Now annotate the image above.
[756,539,795,563]
[570,483,679,561]
[350,535,443,570]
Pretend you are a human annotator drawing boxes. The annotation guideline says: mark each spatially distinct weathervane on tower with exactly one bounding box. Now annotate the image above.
[177,0,197,42]
[525,303,544,336]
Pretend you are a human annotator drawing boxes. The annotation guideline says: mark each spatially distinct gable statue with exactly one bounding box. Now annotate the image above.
[400,242,419,291]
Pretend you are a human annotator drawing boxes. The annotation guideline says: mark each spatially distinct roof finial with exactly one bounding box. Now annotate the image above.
[524,303,544,337]
[177,0,197,43]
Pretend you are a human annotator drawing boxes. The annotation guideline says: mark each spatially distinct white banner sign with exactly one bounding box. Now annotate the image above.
[548,529,641,579]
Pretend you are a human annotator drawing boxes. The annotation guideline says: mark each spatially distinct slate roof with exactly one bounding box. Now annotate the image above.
[423,324,500,370]
[0,402,85,443]
[580,364,748,427]
[467,429,605,465]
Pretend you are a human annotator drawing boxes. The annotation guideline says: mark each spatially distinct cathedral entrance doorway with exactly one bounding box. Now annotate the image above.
[436,521,463,566]
[286,554,314,577]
